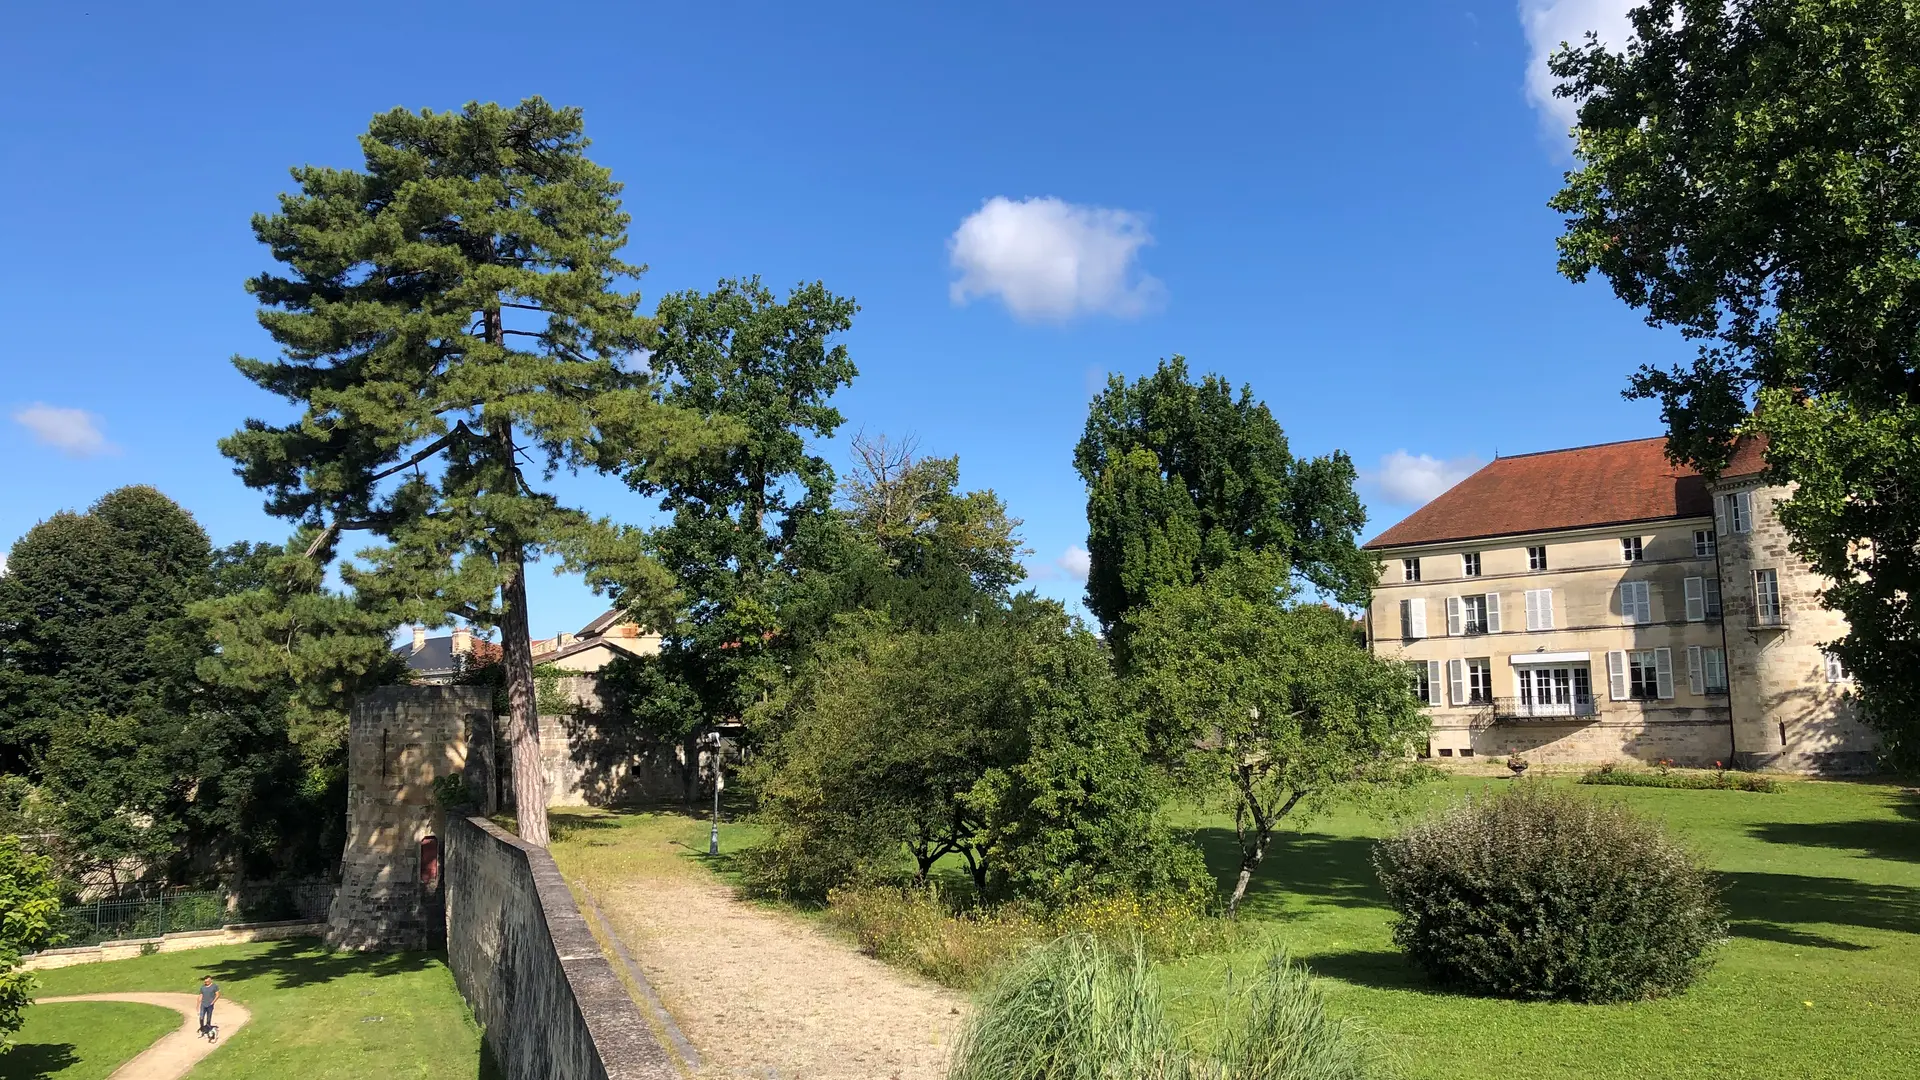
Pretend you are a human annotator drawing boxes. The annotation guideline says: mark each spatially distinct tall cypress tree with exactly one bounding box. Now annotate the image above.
[222,98,710,845]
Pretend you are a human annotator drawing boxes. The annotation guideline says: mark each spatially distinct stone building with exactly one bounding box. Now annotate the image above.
[1364,435,1877,772]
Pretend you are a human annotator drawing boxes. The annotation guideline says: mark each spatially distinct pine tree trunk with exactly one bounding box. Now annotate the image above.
[499,548,549,847]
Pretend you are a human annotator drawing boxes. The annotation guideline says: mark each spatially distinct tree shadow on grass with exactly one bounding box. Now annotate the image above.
[1720,870,1920,939]
[0,1042,80,1079]
[1746,789,1920,864]
[194,938,438,990]
[1192,827,1388,922]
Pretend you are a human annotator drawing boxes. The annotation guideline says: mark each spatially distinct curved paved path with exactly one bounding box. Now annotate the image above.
[39,993,251,1080]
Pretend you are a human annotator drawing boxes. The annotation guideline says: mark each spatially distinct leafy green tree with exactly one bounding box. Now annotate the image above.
[0,488,212,769]
[222,98,712,845]
[1548,0,1920,764]
[628,276,858,733]
[1126,554,1429,914]
[1074,358,1373,649]
[747,598,1205,906]
[0,836,62,1050]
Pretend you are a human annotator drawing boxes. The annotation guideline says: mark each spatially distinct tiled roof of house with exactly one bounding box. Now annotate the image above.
[1365,436,1733,550]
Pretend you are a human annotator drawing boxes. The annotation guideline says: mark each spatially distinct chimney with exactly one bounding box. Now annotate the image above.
[412,626,428,653]
[451,626,473,656]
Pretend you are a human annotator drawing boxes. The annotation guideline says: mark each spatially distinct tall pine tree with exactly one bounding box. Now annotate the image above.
[222,99,712,845]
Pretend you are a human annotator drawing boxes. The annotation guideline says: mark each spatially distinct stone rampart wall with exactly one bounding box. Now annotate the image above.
[443,813,675,1080]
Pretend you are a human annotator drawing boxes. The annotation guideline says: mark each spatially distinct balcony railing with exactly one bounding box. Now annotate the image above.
[1492,694,1599,721]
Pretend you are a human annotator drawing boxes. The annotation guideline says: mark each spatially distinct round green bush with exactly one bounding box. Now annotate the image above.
[1373,783,1724,1003]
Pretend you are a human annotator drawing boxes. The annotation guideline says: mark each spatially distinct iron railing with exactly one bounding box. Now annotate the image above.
[1492,694,1599,721]
[50,880,331,949]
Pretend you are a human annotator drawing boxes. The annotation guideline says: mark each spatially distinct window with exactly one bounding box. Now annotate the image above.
[1448,594,1501,635]
[1403,558,1421,582]
[1753,568,1783,626]
[1524,588,1555,631]
[1399,598,1428,639]
[1687,646,1729,695]
[1618,580,1652,624]
[1527,545,1548,571]
[1408,660,1441,704]
[1694,529,1717,557]
[1825,651,1852,683]
[1721,491,1752,534]
[1467,659,1493,704]
[1622,536,1644,562]
[1461,595,1488,634]
[1608,648,1673,700]
[1446,658,1494,705]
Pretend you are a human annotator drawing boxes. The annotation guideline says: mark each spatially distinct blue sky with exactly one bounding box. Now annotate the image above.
[0,1,1664,636]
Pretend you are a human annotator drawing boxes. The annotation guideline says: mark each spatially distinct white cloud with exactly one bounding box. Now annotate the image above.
[1027,544,1094,583]
[1371,450,1483,506]
[1057,545,1091,582]
[1519,0,1637,134]
[949,196,1165,322]
[13,403,116,457]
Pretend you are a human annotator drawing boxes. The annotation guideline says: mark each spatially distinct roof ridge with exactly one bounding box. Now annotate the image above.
[1494,435,1668,461]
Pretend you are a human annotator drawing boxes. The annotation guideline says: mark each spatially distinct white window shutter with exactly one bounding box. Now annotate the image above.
[1607,651,1628,701]
[1655,647,1675,699]
[1409,598,1427,638]
[1427,660,1442,705]
[1446,596,1463,636]
[1684,577,1705,622]
[1687,646,1704,694]
[1448,659,1467,705]
[1484,593,1501,633]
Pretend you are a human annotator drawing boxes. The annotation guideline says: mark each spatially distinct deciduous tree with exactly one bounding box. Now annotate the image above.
[1549,0,1920,764]
[1074,358,1372,651]
[1126,554,1428,914]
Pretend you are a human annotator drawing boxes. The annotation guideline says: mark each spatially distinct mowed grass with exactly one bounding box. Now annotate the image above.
[1159,776,1920,1080]
[0,1000,177,1080]
[12,940,488,1080]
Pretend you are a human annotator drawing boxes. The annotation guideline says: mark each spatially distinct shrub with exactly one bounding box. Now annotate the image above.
[1373,783,1724,1003]
[1579,765,1778,792]
[825,885,1234,989]
[945,936,1383,1080]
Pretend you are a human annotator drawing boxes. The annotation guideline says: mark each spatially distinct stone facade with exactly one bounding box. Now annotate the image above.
[1714,480,1878,772]
[1366,443,1876,773]
[327,685,494,951]
[444,813,677,1080]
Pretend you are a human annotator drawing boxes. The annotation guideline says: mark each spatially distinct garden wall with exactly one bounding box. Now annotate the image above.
[443,813,676,1080]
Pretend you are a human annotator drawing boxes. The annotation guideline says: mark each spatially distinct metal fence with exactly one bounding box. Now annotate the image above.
[53,880,332,948]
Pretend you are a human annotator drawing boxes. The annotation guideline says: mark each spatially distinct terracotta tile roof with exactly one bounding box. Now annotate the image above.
[1365,436,1717,550]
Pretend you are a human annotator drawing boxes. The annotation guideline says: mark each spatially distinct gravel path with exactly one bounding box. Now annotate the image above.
[39,993,251,1080]
[591,875,966,1080]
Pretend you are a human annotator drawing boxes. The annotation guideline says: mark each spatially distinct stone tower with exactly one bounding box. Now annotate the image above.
[1710,474,1878,772]
[328,685,495,951]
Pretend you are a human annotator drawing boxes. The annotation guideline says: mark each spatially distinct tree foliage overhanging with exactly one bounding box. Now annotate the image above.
[1550,0,1920,764]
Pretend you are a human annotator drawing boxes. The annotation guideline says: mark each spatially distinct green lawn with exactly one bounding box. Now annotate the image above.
[537,779,1920,1079]
[1,1000,178,1080]
[1160,776,1920,1080]
[10,940,489,1080]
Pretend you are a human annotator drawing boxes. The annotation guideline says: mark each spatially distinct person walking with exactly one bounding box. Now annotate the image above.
[198,976,220,1038]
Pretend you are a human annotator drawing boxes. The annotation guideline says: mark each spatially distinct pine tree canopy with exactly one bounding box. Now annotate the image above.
[220,97,721,844]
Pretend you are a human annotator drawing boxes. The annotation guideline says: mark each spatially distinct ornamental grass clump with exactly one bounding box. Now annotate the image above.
[946,936,1384,1080]
[1373,783,1724,1003]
